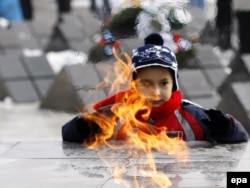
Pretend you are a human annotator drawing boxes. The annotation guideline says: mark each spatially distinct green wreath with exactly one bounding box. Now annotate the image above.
[175,47,197,68]
[167,9,185,30]
[108,7,143,38]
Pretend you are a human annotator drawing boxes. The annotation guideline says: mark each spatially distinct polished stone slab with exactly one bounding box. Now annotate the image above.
[0,141,249,188]
[69,39,92,54]
[178,69,213,99]
[203,68,228,89]
[4,80,39,102]
[0,54,53,102]
[195,44,222,69]
[40,63,107,112]
[0,29,20,48]
[11,22,40,49]
[217,81,250,134]
[220,54,250,94]
[190,93,221,109]
[21,55,55,78]
[0,56,28,80]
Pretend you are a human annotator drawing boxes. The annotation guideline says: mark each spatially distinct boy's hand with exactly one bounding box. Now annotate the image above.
[76,114,102,143]
[201,109,232,135]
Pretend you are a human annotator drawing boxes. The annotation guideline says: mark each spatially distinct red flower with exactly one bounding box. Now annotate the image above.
[173,33,182,42]
[113,40,121,48]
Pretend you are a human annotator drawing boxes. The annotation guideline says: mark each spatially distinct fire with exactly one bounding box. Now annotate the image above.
[83,48,188,187]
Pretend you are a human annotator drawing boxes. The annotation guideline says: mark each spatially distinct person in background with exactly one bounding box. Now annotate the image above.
[19,0,33,20]
[62,33,249,144]
[90,0,111,23]
[233,0,250,53]
[90,0,111,13]
[215,0,232,50]
[56,0,71,23]
[0,0,24,21]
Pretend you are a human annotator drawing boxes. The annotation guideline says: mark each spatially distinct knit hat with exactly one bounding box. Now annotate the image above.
[132,33,179,91]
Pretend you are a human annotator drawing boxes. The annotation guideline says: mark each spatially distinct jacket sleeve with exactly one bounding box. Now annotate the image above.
[182,101,249,144]
[201,109,249,143]
[62,115,102,143]
[210,115,249,143]
[61,105,113,143]
[62,115,90,143]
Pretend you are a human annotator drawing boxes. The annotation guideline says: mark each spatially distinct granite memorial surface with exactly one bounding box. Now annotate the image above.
[0,140,249,188]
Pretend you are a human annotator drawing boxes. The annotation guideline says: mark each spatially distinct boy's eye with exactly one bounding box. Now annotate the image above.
[161,81,168,86]
[141,81,151,87]
[143,82,151,87]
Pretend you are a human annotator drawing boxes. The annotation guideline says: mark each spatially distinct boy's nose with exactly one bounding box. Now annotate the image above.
[154,86,161,97]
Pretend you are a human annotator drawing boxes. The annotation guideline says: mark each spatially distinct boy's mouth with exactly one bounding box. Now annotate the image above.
[152,100,164,107]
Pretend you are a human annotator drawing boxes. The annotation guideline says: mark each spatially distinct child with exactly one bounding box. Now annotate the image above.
[62,33,249,144]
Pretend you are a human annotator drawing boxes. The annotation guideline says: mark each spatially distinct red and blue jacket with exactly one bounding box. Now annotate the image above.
[62,90,249,144]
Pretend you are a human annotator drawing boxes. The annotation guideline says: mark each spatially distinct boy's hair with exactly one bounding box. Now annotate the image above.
[131,33,179,91]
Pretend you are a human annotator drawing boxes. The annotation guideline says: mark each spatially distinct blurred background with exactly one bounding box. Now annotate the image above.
[1,0,250,141]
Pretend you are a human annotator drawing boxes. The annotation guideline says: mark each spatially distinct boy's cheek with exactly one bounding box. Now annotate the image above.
[135,85,159,100]
[137,87,149,94]
[138,91,159,101]
[137,86,154,94]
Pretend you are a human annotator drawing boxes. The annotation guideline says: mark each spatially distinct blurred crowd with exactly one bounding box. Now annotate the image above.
[0,0,73,21]
[1,0,250,53]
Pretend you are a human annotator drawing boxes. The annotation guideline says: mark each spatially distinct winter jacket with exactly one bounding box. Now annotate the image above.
[62,90,249,144]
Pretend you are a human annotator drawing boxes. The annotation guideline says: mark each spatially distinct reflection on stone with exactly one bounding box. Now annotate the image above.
[0,141,249,187]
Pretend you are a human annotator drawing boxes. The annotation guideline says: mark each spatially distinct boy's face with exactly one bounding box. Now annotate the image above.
[135,66,174,107]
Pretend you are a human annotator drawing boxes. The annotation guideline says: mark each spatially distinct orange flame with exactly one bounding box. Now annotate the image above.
[84,47,188,187]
